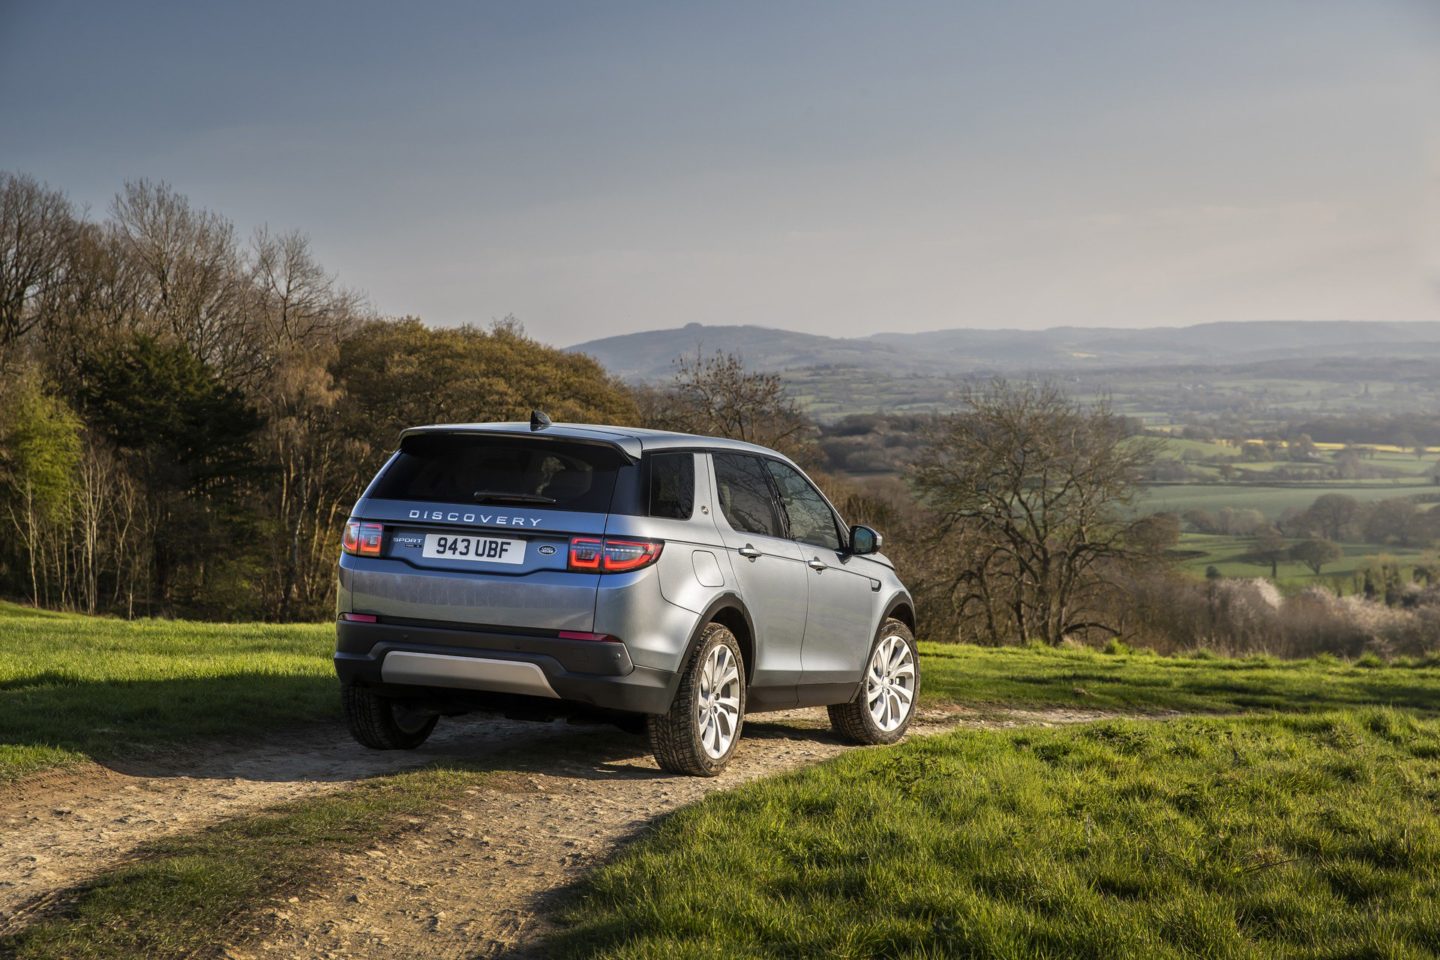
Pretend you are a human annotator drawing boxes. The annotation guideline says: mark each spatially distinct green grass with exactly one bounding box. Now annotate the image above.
[917,642,1440,716]
[7,595,1440,781]
[551,711,1440,959]
[7,606,1440,958]
[0,764,490,960]
[0,602,334,779]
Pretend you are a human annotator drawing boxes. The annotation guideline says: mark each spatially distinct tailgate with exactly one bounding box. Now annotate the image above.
[344,500,607,631]
[340,431,638,632]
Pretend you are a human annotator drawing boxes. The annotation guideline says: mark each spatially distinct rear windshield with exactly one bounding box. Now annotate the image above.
[372,434,625,513]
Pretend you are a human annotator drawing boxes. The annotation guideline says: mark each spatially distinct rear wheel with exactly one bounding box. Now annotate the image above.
[342,684,438,750]
[829,619,919,745]
[648,622,746,776]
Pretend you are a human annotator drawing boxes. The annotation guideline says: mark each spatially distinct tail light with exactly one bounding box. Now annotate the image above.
[342,521,384,557]
[568,536,663,573]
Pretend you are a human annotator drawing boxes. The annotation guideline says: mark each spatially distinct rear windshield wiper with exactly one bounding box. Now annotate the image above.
[471,490,556,505]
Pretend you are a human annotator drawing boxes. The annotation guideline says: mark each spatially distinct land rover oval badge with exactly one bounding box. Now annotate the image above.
[538,545,557,556]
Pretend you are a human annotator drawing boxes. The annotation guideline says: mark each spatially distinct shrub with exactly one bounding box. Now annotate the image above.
[1107,570,1440,660]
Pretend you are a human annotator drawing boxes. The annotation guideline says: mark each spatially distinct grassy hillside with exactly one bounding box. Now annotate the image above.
[0,602,334,779]
[8,604,1440,782]
[552,711,1440,960]
[7,610,1440,959]
[547,647,1440,957]
[7,598,1440,781]
[918,642,1440,715]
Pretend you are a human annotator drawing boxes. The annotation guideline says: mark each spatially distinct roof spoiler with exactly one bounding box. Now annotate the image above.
[397,425,643,461]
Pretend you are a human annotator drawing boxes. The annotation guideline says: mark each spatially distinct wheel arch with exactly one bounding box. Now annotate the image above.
[690,593,756,685]
[882,593,917,635]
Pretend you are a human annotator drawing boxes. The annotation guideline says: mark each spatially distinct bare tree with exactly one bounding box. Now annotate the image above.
[249,227,361,354]
[249,228,366,618]
[73,436,139,614]
[0,172,76,357]
[911,381,1159,646]
[110,179,255,382]
[640,351,815,460]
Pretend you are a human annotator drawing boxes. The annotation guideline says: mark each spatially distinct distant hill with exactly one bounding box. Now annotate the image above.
[565,323,907,379]
[569,320,1440,381]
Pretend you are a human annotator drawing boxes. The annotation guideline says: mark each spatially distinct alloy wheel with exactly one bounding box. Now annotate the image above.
[696,642,742,759]
[866,634,916,732]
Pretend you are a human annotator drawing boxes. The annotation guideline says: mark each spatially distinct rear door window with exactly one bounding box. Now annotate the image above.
[373,434,624,512]
[713,453,785,538]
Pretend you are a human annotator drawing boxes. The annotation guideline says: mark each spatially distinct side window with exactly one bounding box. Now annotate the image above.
[765,461,843,551]
[712,453,785,539]
[647,453,695,520]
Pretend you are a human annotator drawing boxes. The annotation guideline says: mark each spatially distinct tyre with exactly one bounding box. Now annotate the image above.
[829,619,919,745]
[342,684,438,750]
[648,622,746,776]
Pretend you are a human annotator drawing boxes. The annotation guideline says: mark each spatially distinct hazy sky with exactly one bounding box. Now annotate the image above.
[2,1,1437,344]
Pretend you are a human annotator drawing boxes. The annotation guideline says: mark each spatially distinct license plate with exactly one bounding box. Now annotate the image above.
[422,533,526,565]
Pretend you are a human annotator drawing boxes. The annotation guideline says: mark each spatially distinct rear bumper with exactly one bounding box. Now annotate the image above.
[334,619,675,714]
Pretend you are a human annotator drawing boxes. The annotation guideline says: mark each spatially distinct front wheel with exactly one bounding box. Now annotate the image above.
[648,622,746,776]
[829,619,919,745]
[342,684,438,750]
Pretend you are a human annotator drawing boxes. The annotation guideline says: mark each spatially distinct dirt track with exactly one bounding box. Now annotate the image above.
[0,705,1121,956]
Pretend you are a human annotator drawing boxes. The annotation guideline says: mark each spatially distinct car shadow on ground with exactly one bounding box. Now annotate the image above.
[491,714,851,784]
[2,670,851,788]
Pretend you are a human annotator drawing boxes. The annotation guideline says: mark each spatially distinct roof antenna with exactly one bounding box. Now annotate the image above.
[530,409,552,432]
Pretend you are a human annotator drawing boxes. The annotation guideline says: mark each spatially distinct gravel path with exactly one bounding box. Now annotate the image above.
[0,716,577,931]
[0,705,1123,953]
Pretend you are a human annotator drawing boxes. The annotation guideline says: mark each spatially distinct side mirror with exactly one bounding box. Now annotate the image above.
[850,524,883,555]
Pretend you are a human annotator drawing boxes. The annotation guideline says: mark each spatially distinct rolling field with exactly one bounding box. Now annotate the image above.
[1150,436,1440,482]
[1136,482,1435,519]
[1174,533,1431,587]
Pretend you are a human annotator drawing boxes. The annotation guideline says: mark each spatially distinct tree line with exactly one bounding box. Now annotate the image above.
[0,173,636,619]
[0,169,1165,645]
[5,170,1436,658]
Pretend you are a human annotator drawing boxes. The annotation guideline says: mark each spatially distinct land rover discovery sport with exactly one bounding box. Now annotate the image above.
[335,417,918,776]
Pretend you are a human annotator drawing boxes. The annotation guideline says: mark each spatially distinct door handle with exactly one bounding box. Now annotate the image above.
[737,544,762,559]
[807,557,828,571]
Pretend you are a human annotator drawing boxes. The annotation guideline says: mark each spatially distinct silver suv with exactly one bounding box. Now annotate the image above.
[335,416,919,776]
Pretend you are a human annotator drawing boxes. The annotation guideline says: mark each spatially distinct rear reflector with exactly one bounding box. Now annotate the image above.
[558,630,617,642]
[567,536,663,573]
[342,521,384,557]
[340,613,378,623]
